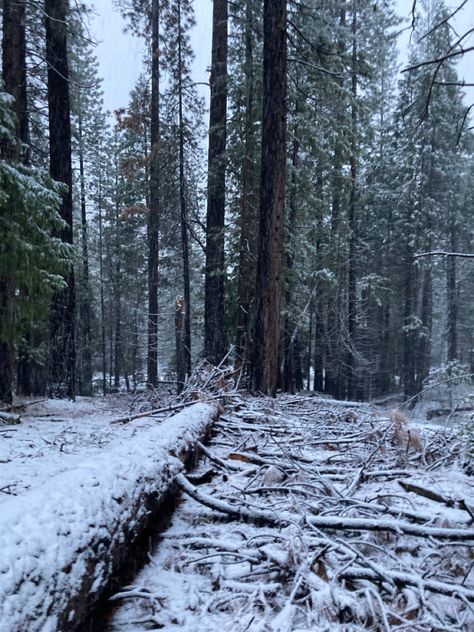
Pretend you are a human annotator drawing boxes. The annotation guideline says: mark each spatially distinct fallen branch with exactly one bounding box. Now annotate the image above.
[0,398,47,413]
[178,474,474,541]
[307,514,474,541]
[0,412,21,425]
[176,473,292,527]
[398,480,474,518]
[339,565,474,601]
[110,401,193,425]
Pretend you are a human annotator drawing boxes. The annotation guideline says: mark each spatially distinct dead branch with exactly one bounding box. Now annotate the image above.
[339,566,474,601]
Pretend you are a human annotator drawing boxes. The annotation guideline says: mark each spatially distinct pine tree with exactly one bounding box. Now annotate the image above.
[45,0,75,399]
[204,0,228,366]
[251,0,287,396]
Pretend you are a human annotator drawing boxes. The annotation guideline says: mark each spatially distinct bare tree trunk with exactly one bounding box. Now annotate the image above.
[204,0,228,365]
[77,105,92,395]
[177,0,191,378]
[175,296,186,393]
[97,166,107,395]
[235,0,257,373]
[251,0,287,396]
[403,243,417,401]
[113,193,122,391]
[282,121,300,393]
[347,1,358,400]
[446,222,458,362]
[147,0,160,389]
[0,0,28,403]
[45,0,75,400]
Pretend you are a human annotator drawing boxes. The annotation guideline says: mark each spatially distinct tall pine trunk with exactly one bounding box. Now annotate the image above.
[77,105,92,395]
[177,0,191,380]
[204,0,228,365]
[147,0,160,389]
[446,219,458,362]
[347,1,358,400]
[45,0,75,399]
[251,0,287,396]
[282,119,300,393]
[235,0,257,372]
[97,165,107,395]
[0,0,28,403]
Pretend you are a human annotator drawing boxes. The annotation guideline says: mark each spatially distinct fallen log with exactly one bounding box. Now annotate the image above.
[0,411,21,424]
[0,402,219,632]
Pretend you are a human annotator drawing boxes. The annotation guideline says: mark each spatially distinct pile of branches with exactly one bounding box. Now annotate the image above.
[110,395,474,631]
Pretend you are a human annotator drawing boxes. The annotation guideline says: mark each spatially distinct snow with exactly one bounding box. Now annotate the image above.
[0,398,217,631]
[105,395,474,631]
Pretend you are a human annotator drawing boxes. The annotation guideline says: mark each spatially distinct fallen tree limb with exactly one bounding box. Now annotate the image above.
[0,398,47,413]
[178,475,474,541]
[176,473,292,527]
[339,565,474,601]
[0,412,21,425]
[398,479,473,517]
[110,400,194,425]
[306,514,474,541]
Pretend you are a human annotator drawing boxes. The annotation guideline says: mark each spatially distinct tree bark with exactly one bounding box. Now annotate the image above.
[77,105,92,395]
[235,0,257,373]
[177,0,191,379]
[175,296,186,393]
[251,0,287,396]
[347,1,358,400]
[204,0,228,366]
[0,0,29,403]
[446,219,458,362]
[147,0,160,389]
[282,121,300,393]
[45,0,75,400]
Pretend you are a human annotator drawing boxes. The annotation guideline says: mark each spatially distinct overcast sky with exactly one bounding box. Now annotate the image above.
[89,0,473,115]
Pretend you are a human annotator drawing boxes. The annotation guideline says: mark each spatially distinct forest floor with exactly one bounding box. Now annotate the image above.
[1,390,473,631]
[102,393,474,631]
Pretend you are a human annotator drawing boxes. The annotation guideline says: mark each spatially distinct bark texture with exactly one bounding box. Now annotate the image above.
[147,0,160,388]
[204,0,228,365]
[45,0,75,399]
[251,0,287,396]
[0,0,28,403]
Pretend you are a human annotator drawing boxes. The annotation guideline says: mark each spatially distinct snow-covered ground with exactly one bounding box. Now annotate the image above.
[1,393,473,631]
[105,395,474,631]
[0,397,138,499]
[0,396,218,631]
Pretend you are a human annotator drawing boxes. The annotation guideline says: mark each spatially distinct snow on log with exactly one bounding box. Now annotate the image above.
[0,402,219,632]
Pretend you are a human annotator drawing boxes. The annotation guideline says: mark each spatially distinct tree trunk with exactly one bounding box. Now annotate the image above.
[446,221,458,362]
[235,0,257,373]
[77,106,92,395]
[177,0,192,379]
[251,0,287,396]
[45,0,75,400]
[403,244,417,401]
[1,0,28,163]
[147,0,160,389]
[347,1,358,400]
[175,296,186,393]
[97,162,107,395]
[0,0,29,403]
[204,0,228,365]
[282,122,300,393]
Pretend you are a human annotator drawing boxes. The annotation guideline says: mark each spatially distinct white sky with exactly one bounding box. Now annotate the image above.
[89,0,473,115]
